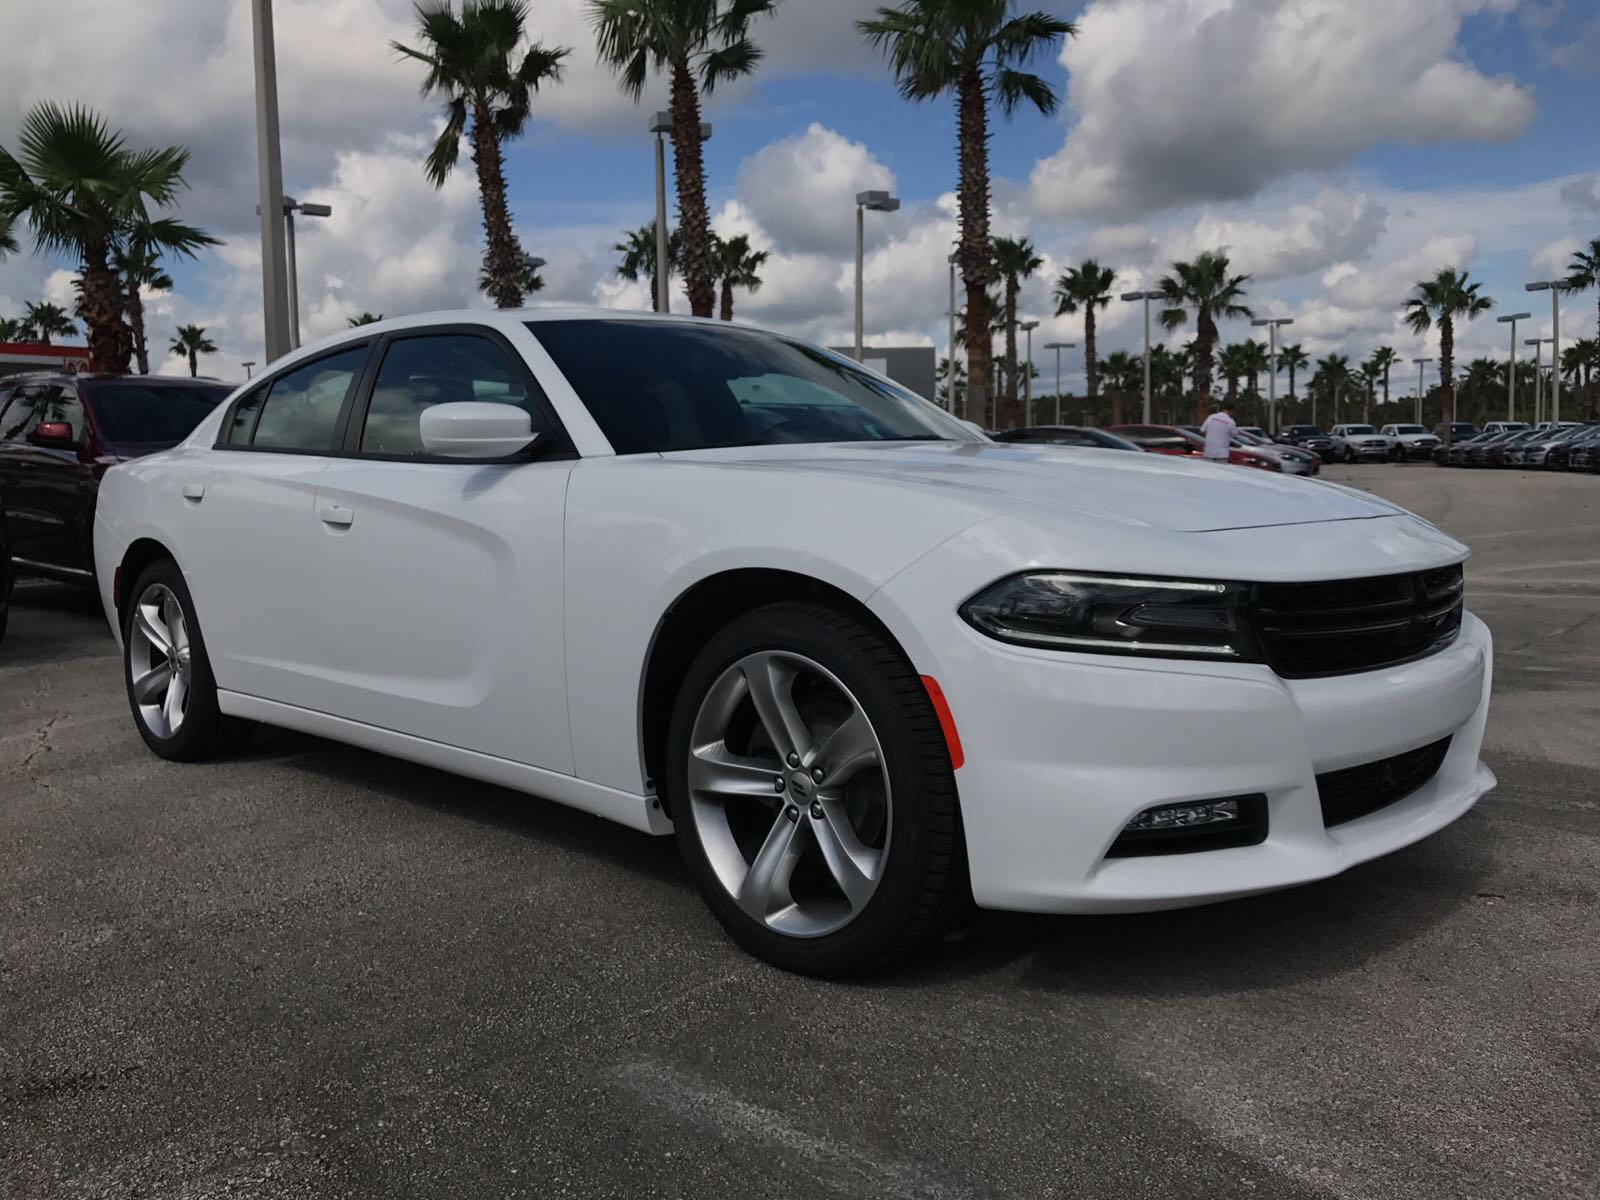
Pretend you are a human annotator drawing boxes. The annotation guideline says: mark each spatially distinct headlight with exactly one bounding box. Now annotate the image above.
[959,572,1261,662]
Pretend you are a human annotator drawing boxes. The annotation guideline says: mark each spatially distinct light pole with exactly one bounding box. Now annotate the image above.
[250,0,292,362]
[1251,317,1294,434]
[1121,289,1164,423]
[1413,357,1432,428]
[1526,337,1552,424]
[282,197,331,350]
[242,361,256,379]
[1497,312,1531,422]
[649,114,712,313]
[1044,341,1074,424]
[1018,320,1040,425]
[947,252,959,409]
[854,190,900,361]
[1526,280,1572,424]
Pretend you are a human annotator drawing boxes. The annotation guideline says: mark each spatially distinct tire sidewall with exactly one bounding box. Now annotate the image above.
[666,604,957,975]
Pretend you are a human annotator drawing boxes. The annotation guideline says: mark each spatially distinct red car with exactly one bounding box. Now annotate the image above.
[0,373,232,605]
[1105,424,1282,472]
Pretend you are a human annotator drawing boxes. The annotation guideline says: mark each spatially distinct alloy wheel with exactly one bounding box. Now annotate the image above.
[686,650,891,938]
[128,582,192,739]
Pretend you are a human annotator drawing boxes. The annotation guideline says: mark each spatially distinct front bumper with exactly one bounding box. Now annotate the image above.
[1350,443,1391,460]
[873,546,1493,914]
[1401,441,1439,459]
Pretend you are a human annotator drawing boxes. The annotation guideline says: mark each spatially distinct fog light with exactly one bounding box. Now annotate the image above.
[1123,798,1241,831]
[1107,794,1269,857]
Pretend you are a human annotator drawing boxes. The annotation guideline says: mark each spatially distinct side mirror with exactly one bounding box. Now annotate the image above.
[418,402,537,459]
[30,421,75,448]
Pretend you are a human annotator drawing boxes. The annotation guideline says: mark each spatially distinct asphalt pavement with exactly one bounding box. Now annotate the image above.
[2,463,1596,1199]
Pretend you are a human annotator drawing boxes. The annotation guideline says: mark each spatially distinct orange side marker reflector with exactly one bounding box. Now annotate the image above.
[920,675,965,771]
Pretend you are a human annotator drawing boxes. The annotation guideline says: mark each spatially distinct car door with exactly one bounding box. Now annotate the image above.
[306,326,576,773]
[14,383,97,574]
[177,342,371,708]
[0,386,42,560]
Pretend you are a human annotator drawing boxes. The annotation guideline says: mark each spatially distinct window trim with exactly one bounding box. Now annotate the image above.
[212,340,374,456]
[336,324,575,464]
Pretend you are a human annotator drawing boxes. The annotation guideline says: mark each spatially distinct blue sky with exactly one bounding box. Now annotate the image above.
[0,0,1596,386]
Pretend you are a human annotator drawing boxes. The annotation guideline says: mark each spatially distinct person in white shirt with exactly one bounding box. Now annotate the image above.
[1200,399,1237,461]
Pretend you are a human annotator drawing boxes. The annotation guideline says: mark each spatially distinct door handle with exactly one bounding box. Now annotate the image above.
[181,483,205,501]
[319,505,354,528]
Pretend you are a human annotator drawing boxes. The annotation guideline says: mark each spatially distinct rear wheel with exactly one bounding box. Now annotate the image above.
[667,601,967,976]
[123,559,252,761]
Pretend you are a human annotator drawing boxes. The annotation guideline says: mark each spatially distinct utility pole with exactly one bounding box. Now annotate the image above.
[250,0,291,362]
[1044,341,1074,424]
[1413,358,1431,429]
[1121,290,1163,423]
[1251,317,1293,434]
[1526,280,1569,424]
[1020,320,1039,425]
[1497,312,1531,422]
[947,252,959,411]
[853,191,899,361]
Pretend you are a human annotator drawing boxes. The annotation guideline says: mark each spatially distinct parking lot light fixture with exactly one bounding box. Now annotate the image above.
[242,360,256,379]
[1251,317,1294,433]
[1412,357,1432,427]
[1525,337,1552,424]
[1044,341,1074,424]
[854,191,900,361]
[1122,290,1164,422]
[1526,281,1571,423]
[1019,320,1040,424]
[1497,313,1531,422]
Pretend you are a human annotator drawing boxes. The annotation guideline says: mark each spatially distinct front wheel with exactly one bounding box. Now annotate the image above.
[123,559,252,761]
[667,601,967,976]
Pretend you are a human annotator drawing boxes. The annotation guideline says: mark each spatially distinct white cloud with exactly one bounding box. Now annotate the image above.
[734,124,896,257]
[1030,0,1537,220]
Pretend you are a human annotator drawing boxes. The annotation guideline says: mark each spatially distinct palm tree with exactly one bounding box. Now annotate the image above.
[614,221,682,311]
[1278,342,1308,415]
[936,355,966,410]
[0,316,27,341]
[169,323,215,378]
[479,246,544,298]
[0,103,211,372]
[1403,267,1494,442]
[1150,344,1183,423]
[1313,354,1352,428]
[1099,349,1140,426]
[591,0,778,320]
[22,300,75,344]
[1053,258,1115,415]
[1236,339,1270,423]
[0,216,16,259]
[1566,237,1600,345]
[860,1,1075,424]
[1158,251,1253,423]
[1459,356,1501,423]
[991,236,1042,425]
[713,233,767,321]
[1352,365,1376,424]
[348,312,384,326]
[394,0,569,310]
[1367,345,1399,419]
[1217,342,1246,412]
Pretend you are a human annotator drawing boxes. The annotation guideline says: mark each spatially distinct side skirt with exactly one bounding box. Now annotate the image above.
[217,690,673,835]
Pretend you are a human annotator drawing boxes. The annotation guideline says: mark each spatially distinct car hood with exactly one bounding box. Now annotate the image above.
[668,441,1409,533]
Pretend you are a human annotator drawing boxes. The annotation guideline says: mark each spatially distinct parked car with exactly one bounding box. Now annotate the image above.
[1543,423,1600,470]
[1462,430,1521,467]
[1567,427,1600,472]
[0,373,232,596]
[93,311,1496,975]
[1439,432,1490,466]
[1379,423,1441,461]
[1275,424,1335,457]
[1481,421,1531,436]
[1520,424,1590,469]
[1328,423,1395,463]
[991,425,1141,451]
[1486,428,1545,467]
[1433,421,1482,445]
[1233,429,1320,476]
[1114,424,1282,471]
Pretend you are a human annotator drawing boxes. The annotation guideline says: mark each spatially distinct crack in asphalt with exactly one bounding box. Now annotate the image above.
[1503,606,1600,655]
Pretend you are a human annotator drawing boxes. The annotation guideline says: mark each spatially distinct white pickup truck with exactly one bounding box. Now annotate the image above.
[1328,423,1396,463]
[1379,423,1442,461]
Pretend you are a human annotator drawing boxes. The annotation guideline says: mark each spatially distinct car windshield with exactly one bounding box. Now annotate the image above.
[1289,426,1325,436]
[1343,425,1377,435]
[527,319,972,453]
[83,381,231,444]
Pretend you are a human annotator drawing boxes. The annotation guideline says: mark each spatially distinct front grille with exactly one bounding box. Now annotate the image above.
[1254,564,1463,677]
[1316,737,1452,827]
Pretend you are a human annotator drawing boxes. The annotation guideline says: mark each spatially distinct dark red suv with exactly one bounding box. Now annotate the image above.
[0,373,232,628]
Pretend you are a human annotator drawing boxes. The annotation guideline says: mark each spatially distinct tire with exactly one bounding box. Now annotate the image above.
[1344,446,1356,463]
[122,558,252,761]
[666,600,967,976]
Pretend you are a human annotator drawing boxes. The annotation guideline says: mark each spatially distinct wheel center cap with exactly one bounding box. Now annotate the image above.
[788,772,812,798]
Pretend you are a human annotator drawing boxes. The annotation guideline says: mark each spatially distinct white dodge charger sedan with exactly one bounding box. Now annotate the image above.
[94,311,1495,975]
